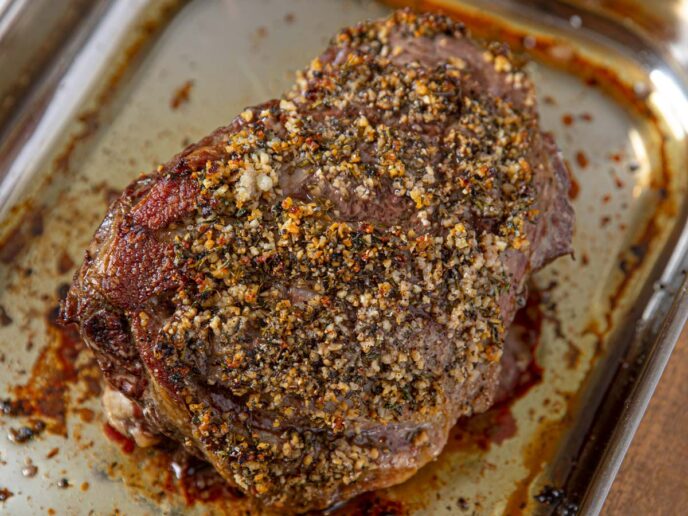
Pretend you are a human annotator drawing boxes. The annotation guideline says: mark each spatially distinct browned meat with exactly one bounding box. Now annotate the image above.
[62,10,573,512]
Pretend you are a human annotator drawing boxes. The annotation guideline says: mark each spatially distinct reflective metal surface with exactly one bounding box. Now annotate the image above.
[0,1,687,514]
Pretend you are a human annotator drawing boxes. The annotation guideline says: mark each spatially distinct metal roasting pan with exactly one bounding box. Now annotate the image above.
[1,0,688,514]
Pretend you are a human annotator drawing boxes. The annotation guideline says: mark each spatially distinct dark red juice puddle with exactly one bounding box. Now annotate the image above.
[103,423,135,454]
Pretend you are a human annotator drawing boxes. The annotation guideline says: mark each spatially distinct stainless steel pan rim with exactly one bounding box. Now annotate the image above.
[1,1,687,514]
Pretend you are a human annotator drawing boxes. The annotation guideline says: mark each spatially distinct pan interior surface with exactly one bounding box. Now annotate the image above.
[0,0,685,514]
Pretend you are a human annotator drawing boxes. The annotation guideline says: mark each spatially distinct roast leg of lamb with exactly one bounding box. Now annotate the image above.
[62,10,573,511]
